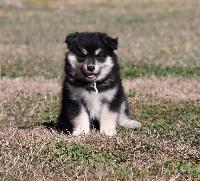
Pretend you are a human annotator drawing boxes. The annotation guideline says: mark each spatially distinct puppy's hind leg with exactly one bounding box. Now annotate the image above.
[119,118,142,129]
[118,102,142,129]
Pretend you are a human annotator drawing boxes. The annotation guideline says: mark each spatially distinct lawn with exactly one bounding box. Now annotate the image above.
[0,0,199,180]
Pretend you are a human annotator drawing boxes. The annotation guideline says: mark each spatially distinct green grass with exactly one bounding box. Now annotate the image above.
[130,98,200,146]
[1,58,63,78]
[2,61,200,79]
[120,64,200,78]
[2,93,60,127]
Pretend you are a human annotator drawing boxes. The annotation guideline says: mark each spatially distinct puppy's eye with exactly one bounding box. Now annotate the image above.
[75,47,87,59]
[75,50,86,59]
[96,51,106,58]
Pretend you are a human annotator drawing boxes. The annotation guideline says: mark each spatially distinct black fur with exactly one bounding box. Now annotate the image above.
[57,32,133,134]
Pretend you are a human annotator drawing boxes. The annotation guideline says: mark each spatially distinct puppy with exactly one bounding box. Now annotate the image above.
[57,32,141,136]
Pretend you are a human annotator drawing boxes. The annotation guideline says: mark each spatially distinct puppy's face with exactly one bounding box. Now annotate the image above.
[65,32,118,82]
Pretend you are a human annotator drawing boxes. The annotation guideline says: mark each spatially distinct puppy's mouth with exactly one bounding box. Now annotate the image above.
[82,70,99,80]
[85,73,98,80]
[87,74,96,79]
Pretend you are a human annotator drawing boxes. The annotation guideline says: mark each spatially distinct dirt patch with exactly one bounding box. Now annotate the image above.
[123,76,200,100]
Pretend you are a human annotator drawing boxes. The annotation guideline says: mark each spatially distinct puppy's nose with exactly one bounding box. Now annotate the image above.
[87,65,95,72]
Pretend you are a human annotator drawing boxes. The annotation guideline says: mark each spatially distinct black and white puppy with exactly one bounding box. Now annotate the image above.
[57,32,141,136]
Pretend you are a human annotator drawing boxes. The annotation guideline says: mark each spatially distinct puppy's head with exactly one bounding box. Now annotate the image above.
[65,32,118,82]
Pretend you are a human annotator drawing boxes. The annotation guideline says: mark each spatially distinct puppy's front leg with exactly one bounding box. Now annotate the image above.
[100,105,118,136]
[72,107,90,136]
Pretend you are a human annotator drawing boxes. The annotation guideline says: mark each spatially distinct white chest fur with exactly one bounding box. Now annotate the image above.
[68,84,117,119]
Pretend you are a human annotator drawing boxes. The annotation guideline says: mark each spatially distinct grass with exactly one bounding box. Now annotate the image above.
[1,58,63,78]
[1,0,200,77]
[1,93,199,180]
[2,61,200,79]
[120,64,200,78]
[2,138,199,180]
[0,0,200,180]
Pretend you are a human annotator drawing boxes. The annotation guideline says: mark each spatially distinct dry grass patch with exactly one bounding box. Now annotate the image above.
[1,79,199,180]
[1,76,199,121]
[1,0,200,68]
[0,77,61,121]
[1,76,199,101]
[0,125,199,180]
[0,77,60,100]
[123,76,200,100]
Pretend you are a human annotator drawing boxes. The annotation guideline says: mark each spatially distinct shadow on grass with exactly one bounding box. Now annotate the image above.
[17,121,71,134]
[18,120,100,134]
[42,121,58,131]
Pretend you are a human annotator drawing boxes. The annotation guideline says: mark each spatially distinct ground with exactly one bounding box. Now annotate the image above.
[0,0,199,180]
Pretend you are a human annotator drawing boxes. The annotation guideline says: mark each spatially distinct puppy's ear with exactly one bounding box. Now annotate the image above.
[103,36,118,50]
[65,33,78,46]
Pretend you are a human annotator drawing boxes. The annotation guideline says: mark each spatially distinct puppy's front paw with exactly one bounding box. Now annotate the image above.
[100,128,116,136]
[72,128,90,136]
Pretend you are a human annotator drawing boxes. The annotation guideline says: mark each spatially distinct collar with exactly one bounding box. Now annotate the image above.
[93,82,98,94]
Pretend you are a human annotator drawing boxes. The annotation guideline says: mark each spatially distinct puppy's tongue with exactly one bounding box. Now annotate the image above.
[87,74,95,78]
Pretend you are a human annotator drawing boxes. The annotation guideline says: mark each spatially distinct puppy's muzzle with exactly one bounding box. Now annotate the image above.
[82,62,100,80]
